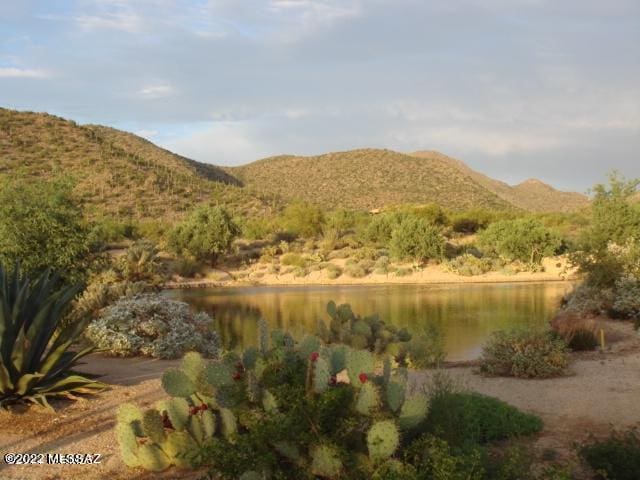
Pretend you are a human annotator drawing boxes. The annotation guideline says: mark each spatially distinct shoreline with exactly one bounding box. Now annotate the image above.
[163,274,579,290]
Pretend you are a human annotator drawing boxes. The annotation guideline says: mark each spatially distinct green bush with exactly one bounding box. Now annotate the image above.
[174,258,200,278]
[479,328,569,378]
[390,217,445,263]
[426,392,543,448]
[478,218,562,266]
[445,254,495,276]
[0,265,104,408]
[0,176,93,281]
[119,240,162,282]
[580,427,640,480]
[167,205,240,266]
[280,253,309,268]
[612,275,640,324]
[86,294,220,359]
[323,264,341,279]
[279,201,325,238]
[404,434,485,480]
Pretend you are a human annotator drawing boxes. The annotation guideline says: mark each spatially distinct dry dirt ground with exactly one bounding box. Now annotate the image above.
[1,321,638,480]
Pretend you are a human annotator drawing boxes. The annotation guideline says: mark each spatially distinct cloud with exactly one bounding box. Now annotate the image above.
[137,84,176,99]
[0,67,49,78]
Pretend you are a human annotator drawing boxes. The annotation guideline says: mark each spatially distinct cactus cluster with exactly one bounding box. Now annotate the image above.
[117,320,429,477]
[317,301,412,362]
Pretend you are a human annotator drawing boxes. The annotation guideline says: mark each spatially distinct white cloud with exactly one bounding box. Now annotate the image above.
[0,67,49,78]
[73,12,142,32]
[138,84,176,99]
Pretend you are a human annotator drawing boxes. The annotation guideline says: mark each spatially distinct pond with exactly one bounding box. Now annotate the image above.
[166,282,573,361]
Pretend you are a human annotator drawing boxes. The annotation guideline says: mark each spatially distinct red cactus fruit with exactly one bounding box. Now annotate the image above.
[189,406,199,416]
[200,403,208,411]
[329,375,337,385]
[358,373,368,384]
[309,352,320,362]
[233,371,242,381]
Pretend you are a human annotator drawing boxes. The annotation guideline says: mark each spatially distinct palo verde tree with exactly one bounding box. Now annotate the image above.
[478,217,562,266]
[0,176,92,282]
[572,173,640,287]
[167,205,240,266]
[389,216,445,263]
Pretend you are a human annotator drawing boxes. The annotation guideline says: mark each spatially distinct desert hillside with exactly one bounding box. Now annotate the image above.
[230,148,588,212]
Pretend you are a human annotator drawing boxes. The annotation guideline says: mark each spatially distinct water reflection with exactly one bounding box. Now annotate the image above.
[166,282,572,361]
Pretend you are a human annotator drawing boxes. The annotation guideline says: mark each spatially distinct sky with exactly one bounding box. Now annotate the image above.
[1,0,639,192]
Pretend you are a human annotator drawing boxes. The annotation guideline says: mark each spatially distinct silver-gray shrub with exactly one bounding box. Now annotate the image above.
[86,294,219,359]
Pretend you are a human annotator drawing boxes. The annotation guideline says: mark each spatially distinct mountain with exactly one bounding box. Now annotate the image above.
[409,150,589,213]
[0,108,270,220]
[1,107,589,217]
[230,149,588,212]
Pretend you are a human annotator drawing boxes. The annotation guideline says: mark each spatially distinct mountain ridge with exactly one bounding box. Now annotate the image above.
[0,107,589,216]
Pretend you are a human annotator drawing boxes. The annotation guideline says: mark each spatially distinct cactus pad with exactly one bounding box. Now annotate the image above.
[346,349,374,386]
[204,362,234,388]
[310,444,343,479]
[385,381,405,413]
[355,382,379,415]
[142,409,166,444]
[313,357,331,393]
[398,395,429,431]
[161,368,196,398]
[367,420,400,461]
[137,444,170,472]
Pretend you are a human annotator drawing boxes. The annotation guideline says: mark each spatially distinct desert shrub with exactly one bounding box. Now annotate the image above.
[479,328,569,378]
[390,217,445,263]
[404,434,485,480]
[240,216,276,241]
[449,208,498,234]
[580,427,640,480]
[364,211,405,245]
[325,263,343,279]
[445,254,494,276]
[550,313,599,351]
[279,201,325,238]
[0,176,93,281]
[612,275,640,323]
[374,255,391,274]
[174,257,200,278]
[86,294,220,359]
[0,265,104,408]
[352,246,380,261]
[345,263,367,278]
[327,248,352,259]
[407,323,446,368]
[68,274,147,324]
[396,267,414,277]
[119,240,162,282]
[561,283,614,316]
[426,392,543,448]
[280,252,308,268]
[293,266,308,278]
[167,205,240,266]
[478,218,562,266]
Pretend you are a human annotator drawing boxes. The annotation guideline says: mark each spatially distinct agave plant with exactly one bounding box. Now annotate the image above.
[0,264,105,408]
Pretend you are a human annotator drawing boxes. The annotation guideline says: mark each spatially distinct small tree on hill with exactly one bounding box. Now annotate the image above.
[478,217,562,266]
[389,216,445,263]
[279,201,325,238]
[168,205,240,266]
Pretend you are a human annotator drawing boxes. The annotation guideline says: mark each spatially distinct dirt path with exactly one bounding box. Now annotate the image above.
[1,323,638,480]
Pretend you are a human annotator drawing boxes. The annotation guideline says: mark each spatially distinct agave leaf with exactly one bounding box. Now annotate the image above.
[16,373,45,395]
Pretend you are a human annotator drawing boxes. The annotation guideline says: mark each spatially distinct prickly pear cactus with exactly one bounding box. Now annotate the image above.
[398,395,429,431]
[367,420,400,461]
[161,368,196,398]
[313,357,331,393]
[355,381,379,415]
[385,380,406,413]
[346,349,374,386]
[310,444,343,479]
